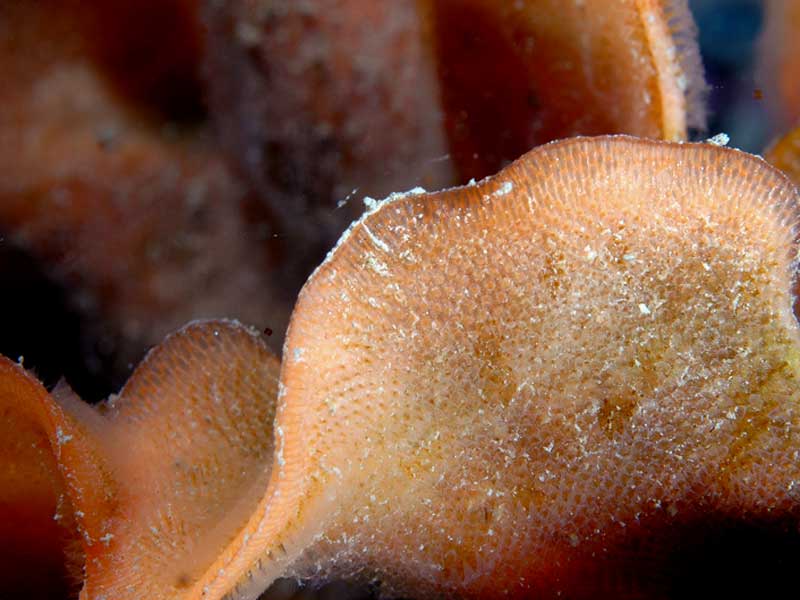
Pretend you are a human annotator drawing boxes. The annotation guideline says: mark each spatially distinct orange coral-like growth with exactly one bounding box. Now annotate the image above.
[197,137,800,599]
[79,321,281,599]
[0,361,83,600]
[0,359,114,599]
[4,138,800,600]
[0,322,281,600]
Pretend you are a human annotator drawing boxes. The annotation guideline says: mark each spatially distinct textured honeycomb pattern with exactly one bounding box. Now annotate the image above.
[80,321,281,599]
[218,137,800,599]
[0,320,283,600]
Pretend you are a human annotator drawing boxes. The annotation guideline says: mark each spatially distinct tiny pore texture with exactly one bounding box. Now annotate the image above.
[2,136,800,600]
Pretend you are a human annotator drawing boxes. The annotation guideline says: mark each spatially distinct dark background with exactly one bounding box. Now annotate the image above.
[691,0,771,151]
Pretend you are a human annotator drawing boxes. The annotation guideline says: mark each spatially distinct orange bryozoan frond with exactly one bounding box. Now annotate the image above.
[1,321,281,600]
[5,136,798,600]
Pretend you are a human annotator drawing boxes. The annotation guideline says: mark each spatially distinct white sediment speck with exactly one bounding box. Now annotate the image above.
[707,132,730,146]
[492,181,514,198]
[362,223,391,253]
[275,426,286,468]
[365,253,390,277]
[56,428,73,445]
[310,186,428,282]
[336,187,359,209]
[236,21,262,47]
[638,303,652,315]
